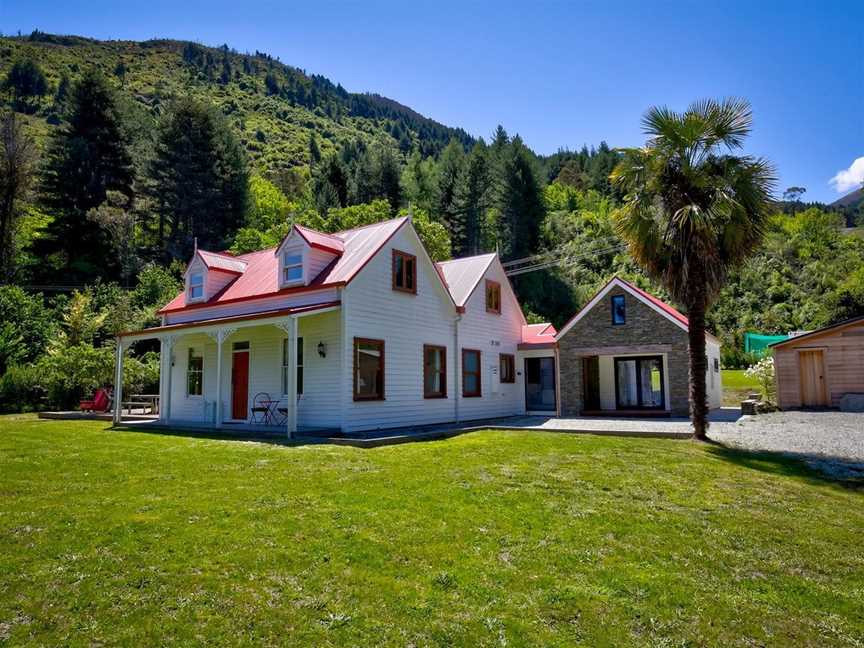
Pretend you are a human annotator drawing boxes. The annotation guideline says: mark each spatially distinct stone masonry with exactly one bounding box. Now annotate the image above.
[558,289,691,416]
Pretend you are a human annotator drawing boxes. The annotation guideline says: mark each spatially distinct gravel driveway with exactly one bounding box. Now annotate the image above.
[708,411,864,480]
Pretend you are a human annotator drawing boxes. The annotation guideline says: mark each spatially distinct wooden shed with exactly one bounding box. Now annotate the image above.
[771,315,864,409]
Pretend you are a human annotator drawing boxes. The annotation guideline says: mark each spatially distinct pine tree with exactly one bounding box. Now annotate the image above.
[373,145,402,211]
[313,154,348,215]
[453,139,491,256]
[308,132,321,165]
[435,139,465,243]
[147,96,248,258]
[497,136,544,260]
[40,68,135,281]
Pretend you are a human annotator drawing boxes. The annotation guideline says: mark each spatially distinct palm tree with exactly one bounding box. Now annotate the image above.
[611,98,776,440]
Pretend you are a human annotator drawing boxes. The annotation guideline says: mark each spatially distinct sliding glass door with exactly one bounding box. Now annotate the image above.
[614,356,664,410]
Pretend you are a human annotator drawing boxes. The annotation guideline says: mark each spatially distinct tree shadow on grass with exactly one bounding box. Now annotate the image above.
[703,442,864,490]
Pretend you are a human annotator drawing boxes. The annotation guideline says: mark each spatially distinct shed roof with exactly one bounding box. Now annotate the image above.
[769,315,864,349]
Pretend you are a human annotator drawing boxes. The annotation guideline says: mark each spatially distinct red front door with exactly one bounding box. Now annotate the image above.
[231,351,250,420]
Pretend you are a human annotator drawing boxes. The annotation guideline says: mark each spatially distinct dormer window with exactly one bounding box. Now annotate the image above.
[282,253,304,285]
[188,272,204,300]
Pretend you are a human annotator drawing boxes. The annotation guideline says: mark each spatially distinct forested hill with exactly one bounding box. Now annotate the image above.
[0,31,472,166]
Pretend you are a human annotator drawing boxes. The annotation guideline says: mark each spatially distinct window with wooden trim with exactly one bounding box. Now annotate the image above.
[281,337,304,396]
[423,345,447,398]
[392,250,417,293]
[485,280,501,314]
[462,349,481,397]
[186,347,203,396]
[500,353,515,383]
[354,338,385,401]
[188,272,204,300]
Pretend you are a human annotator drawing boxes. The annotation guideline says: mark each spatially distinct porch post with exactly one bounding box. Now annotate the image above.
[161,335,177,423]
[207,328,235,428]
[287,316,298,438]
[113,338,124,424]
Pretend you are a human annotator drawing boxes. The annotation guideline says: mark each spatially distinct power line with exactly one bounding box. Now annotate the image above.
[504,243,628,277]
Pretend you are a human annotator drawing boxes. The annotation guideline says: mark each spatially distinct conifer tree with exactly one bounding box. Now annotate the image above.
[453,139,491,256]
[497,136,544,260]
[147,96,248,258]
[40,68,135,280]
[435,139,465,244]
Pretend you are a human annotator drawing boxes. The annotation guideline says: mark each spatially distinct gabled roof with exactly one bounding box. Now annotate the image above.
[288,224,345,254]
[769,314,864,349]
[160,217,409,314]
[555,276,719,343]
[196,249,248,274]
[435,253,497,307]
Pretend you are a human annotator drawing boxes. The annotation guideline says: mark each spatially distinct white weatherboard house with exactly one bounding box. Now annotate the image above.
[115,216,558,435]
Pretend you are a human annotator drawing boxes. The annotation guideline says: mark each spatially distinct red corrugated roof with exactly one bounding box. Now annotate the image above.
[521,323,557,344]
[160,217,408,314]
[291,224,345,254]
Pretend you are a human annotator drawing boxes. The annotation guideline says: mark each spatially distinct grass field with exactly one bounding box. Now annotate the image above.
[722,368,762,406]
[2,417,863,646]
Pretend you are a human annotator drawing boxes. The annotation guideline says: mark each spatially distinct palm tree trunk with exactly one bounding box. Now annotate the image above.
[687,294,709,440]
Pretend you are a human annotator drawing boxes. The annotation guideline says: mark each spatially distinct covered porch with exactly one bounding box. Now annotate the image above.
[114,301,342,438]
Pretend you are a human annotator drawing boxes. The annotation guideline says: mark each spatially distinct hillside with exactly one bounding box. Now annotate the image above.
[0,31,473,170]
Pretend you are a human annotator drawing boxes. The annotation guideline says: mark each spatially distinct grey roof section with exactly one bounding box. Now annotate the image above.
[436,253,497,307]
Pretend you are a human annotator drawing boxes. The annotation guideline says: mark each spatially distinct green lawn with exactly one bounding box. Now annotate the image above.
[2,417,863,646]
[723,368,761,406]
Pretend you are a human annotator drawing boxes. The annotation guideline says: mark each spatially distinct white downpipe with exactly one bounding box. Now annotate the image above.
[454,314,461,423]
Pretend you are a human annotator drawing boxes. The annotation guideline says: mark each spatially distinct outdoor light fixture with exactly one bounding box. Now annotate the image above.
[317,342,327,358]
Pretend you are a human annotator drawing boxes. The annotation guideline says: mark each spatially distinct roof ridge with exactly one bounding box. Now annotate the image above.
[436,251,497,266]
[336,215,408,236]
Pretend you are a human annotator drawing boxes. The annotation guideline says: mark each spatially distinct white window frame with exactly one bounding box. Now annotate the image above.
[282,337,304,397]
[186,347,204,398]
[188,272,205,301]
[282,252,304,286]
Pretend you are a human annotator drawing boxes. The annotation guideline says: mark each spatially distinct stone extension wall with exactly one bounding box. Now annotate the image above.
[558,289,691,416]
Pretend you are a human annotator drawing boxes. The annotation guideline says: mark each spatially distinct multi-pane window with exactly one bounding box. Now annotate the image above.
[500,353,515,383]
[462,349,481,397]
[186,347,203,396]
[392,250,417,293]
[283,253,303,283]
[611,294,626,325]
[354,338,385,400]
[485,280,501,314]
[188,272,204,300]
[281,337,304,396]
[423,345,447,398]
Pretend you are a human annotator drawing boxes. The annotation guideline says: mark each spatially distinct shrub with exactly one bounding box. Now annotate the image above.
[744,357,776,403]
[0,364,46,413]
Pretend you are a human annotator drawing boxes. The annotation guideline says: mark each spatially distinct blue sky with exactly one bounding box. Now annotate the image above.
[3,0,863,202]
